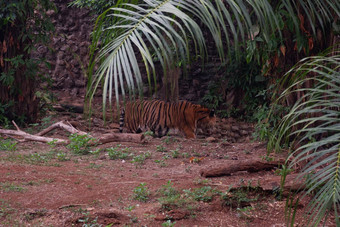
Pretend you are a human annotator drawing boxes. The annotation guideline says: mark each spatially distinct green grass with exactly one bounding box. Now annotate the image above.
[0,139,17,151]
[0,182,25,192]
[133,183,150,202]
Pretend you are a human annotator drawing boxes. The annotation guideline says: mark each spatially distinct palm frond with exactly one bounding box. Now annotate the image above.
[269,52,340,225]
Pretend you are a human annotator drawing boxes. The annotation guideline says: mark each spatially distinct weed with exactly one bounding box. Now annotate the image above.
[0,139,17,151]
[158,181,178,197]
[107,145,132,160]
[67,133,96,155]
[163,136,177,145]
[182,152,190,158]
[0,200,14,217]
[86,163,103,169]
[170,148,180,158]
[47,139,58,151]
[0,182,25,192]
[133,183,150,202]
[143,131,154,136]
[56,152,69,161]
[131,151,151,166]
[193,178,211,185]
[162,220,176,227]
[221,188,259,208]
[78,212,101,227]
[156,145,167,152]
[125,205,135,211]
[183,186,217,202]
[155,159,167,167]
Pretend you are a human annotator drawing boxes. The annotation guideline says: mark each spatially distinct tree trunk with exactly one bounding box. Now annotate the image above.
[0,20,39,123]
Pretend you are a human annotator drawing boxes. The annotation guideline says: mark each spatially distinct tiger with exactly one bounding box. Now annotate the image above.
[119,100,216,139]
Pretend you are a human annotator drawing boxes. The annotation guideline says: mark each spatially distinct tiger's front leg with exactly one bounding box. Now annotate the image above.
[181,125,196,139]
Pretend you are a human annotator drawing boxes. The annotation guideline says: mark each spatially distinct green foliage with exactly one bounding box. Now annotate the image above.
[183,186,217,202]
[162,220,176,227]
[0,0,55,123]
[156,145,167,152]
[56,152,69,162]
[131,151,151,165]
[107,144,133,160]
[67,134,96,155]
[221,188,258,208]
[0,182,25,192]
[269,53,340,226]
[133,183,150,202]
[253,103,289,141]
[0,139,17,151]
[78,212,101,227]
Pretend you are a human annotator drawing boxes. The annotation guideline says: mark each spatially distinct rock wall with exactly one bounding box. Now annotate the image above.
[35,0,93,96]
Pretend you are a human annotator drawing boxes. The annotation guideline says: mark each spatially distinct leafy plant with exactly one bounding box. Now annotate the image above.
[67,134,96,155]
[56,152,69,162]
[0,139,17,151]
[133,183,150,202]
[269,53,340,226]
[156,145,167,153]
[162,220,176,227]
[131,152,151,165]
[107,144,133,160]
[183,186,218,202]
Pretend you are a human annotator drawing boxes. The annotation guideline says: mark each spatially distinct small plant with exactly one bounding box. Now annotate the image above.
[107,144,132,160]
[156,145,167,152]
[155,159,167,167]
[221,188,259,208]
[125,205,135,211]
[143,131,155,136]
[78,212,101,227]
[182,152,190,158]
[162,220,176,227]
[133,183,150,202]
[47,139,58,151]
[183,186,217,202]
[170,148,180,158]
[0,200,14,218]
[131,152,151,166]
[0,182,25,192]
[67,134,96,155]
[158,181,178,197]
[163,136,177,145]
[86,163,103,169]
[0,139,17,151]
[56,152,69,161]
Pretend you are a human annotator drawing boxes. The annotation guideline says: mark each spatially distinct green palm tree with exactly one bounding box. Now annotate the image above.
[86,0,338,112]
[269,52,340,226]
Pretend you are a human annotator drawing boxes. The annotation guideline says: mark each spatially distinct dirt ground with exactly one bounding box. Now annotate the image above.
[0,112,337,227]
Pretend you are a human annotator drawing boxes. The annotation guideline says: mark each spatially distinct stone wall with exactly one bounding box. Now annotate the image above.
[35,0,93,96]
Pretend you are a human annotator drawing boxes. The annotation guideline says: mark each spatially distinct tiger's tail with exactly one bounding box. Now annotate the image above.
[119,108,125,133]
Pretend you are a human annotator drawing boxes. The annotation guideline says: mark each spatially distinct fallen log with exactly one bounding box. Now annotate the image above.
[97,133,145,144]
[0,121,144,144]
[200,158,286,177]
[0,121,68,144]
[35,121,88,136]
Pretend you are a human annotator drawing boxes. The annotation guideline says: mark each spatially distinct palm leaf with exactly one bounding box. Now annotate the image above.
[270,52,340,226]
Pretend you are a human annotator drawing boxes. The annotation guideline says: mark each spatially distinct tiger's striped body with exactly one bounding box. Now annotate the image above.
[119,100,215,139]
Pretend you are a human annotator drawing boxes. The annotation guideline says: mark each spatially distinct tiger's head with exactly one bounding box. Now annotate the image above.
[196,107,216,131]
